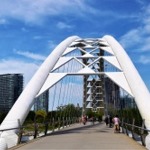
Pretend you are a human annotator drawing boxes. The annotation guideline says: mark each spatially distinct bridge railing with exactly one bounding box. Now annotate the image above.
[0,117,80,145]
[121,119,149,146]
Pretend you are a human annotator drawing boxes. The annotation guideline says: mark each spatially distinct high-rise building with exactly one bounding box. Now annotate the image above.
[104,77,120,114]
[34,90,49,113]
[0,74,23,112]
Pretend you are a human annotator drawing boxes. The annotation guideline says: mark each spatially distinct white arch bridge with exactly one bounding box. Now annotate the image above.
[0,35,150,149]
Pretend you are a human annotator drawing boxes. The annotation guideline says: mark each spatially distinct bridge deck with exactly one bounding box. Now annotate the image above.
[10,122,146,150]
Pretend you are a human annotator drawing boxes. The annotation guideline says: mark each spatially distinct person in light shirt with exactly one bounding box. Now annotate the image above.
[112,115,120,133]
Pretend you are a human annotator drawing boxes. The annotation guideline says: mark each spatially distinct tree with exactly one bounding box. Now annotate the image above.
[25,111,35,122]
[35,110,47,123]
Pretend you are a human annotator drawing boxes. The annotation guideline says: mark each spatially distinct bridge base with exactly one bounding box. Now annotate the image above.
[145,133,150,149]
[0,131,18,149]
[0,137,8,150]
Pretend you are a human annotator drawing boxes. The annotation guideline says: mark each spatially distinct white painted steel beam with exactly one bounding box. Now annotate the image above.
[100,46,114,55]
[103,35,150,149]
[62,47,76,56]
[52,57,73,71]
[0,36,79,148]
[103,56,122,70]
[77,67,96,74]
[0,34,150,149]
[104,35,150,128]
[105,72,133,96]
[36,73,67,97]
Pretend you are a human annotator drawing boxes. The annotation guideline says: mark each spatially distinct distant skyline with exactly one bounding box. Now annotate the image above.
[0,0,150,91]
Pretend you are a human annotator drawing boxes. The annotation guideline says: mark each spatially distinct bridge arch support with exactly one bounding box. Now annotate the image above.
[104,35,150,129]
[0,35,150,149]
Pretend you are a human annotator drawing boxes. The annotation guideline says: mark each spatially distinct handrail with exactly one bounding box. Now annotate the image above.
[123,122,150,132]
[0,116,80,145]
[0,127,22,132]
[121,119,148,146]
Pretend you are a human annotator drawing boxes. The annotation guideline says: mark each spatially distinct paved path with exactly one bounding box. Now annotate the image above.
[10,122,146,150]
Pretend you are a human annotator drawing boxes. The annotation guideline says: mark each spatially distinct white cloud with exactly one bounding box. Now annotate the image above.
[135,0,146,5]
[0,18,7,24]
[0,0,139,27]
[33,36,43,40]
[21,27,28,32]
[120,29,141,49]
[47,40,57,50]
[0,0,97,24]
[120,3,150,52]
[14,49,46,61]
[0,59,39,86]
[139,55,150,64]
[57,22,73,29]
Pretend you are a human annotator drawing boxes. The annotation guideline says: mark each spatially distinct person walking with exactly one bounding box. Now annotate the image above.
[109,115,113,128]
[104,116,109,126]
[82,115,87,125]
[112,115,120,133]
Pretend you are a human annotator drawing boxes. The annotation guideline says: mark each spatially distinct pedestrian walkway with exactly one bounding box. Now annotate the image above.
[10,122,146,150]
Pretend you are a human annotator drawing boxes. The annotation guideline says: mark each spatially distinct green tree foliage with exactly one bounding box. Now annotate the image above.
[25,111,35,123]
[117,108,142,126]
[46,110,56,121]
[86,109,103,121]
[35,110,47,123]
[86,109,95,118]
[62,104,81,118]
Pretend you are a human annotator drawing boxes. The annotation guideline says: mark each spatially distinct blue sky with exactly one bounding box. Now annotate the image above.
[0,0,150,91]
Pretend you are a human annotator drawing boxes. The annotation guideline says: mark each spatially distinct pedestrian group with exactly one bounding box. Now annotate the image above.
[105,114,120,133]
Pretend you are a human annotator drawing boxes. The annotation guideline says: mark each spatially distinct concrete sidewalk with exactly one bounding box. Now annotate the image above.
[10,122,146,150]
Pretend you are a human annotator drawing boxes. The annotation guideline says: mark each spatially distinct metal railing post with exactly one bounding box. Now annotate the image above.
[63,117,64,128]
[66,117,68,126]
[69,117,71,126]
[140,119,146,146]
[125,123,128,136]
[58,117,60,130]
[131,118,135,139]
[52,118,55,132]
[121,118,124,133]
[17,119,23,144]
[34,123,38,139]
[44,122,48,136]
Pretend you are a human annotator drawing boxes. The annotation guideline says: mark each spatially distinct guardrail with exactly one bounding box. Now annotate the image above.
[1,117,148,148]
[0,117,79,145]
[121,119,149,146]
